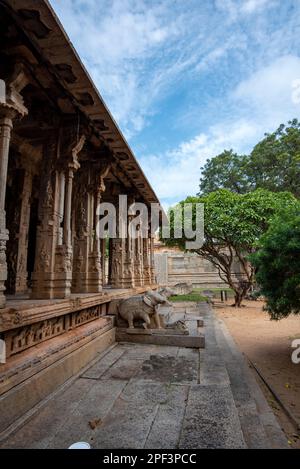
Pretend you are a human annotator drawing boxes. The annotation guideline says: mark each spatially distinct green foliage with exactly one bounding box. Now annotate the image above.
[250,208,300,319]
[163,189,298,306]
[199,120,300,198]
[169,292,207,302]
[199,150,250,195]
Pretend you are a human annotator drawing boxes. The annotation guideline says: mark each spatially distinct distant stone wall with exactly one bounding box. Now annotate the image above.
[154,252,244,288]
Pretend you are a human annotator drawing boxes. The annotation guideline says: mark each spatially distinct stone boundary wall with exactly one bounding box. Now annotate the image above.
[154,252,244,288]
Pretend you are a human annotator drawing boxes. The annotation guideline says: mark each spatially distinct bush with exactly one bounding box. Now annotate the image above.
[250,209,300,319]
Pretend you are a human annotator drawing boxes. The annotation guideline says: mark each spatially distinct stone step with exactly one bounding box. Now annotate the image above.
[196,302,288,448]
[116,328,205,348]
[178,383,246,448]
[214,316,289,449]
[200,307,270,448]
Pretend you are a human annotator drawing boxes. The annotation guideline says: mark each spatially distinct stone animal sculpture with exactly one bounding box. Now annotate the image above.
[172,282,193,295]
[158,286,177,298]
[118,290,172,329]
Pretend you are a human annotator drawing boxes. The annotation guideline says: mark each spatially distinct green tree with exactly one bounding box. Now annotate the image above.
[250,208,300,319]
[163,189,297,307]
[199,150,250,195]
[199,119,300,198]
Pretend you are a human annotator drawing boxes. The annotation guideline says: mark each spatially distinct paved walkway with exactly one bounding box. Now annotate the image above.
[0,304,288,449]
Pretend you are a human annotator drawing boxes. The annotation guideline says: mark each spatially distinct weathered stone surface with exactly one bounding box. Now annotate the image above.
[179,384,246,449]
[136,354,199,384]
[82,346,125,379]
[0,378,96,448]
[144,385,189,449]
[47,378,127,449]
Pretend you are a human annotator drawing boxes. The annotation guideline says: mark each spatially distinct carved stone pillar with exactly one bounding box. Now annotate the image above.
[15,168,33,293]
[72,170,91,293]
[142,236,151,285]
[118,211,135,288]
[0,80,28,307]
[53,136,83,298]
[149,235,156,284]
[136,229,144,286]
[110,237,124,288]
[87,164,110,292]
[110,195,126,288]
[31,139,60,299]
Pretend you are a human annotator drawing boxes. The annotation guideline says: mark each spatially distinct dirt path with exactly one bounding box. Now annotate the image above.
[215,300,300,448]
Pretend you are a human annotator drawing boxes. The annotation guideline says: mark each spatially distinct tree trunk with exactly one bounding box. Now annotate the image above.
[234,291,243,307]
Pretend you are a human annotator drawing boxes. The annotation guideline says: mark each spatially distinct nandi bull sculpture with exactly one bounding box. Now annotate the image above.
[118,289,173,329]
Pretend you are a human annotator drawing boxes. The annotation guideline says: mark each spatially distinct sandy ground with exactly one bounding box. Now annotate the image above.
[214,299,300,448]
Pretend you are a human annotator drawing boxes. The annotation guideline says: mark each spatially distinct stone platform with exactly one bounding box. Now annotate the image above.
[0,286,156,435]
[0,303,288,448]
[115,306,205,348]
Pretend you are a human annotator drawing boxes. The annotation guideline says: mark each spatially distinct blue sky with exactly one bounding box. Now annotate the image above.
[50,0,300,208]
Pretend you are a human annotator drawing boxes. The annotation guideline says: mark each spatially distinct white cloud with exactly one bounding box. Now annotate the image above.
[233,55,300,127]
[241,0,275,14]
[215,0,277,21]
[139,119,259,206]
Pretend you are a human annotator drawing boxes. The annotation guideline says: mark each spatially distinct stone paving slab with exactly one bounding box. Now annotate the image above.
[47,379,127,449]
[82,346,126,379]
[135,354,199,384]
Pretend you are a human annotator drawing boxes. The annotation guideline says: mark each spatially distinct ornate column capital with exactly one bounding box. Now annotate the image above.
[0,65,29,121]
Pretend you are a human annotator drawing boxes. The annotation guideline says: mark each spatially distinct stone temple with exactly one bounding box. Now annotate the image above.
[0,1,289,450]
[0,0,159,432]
